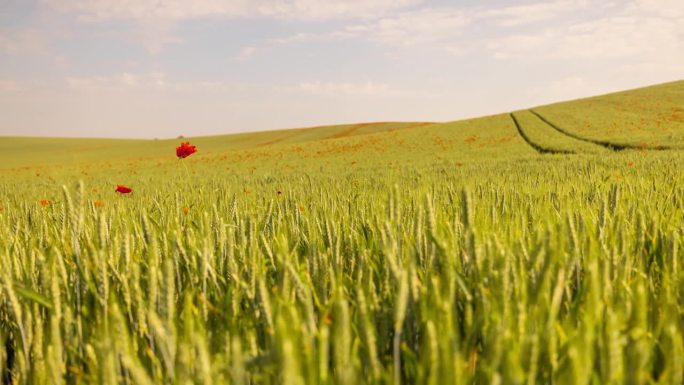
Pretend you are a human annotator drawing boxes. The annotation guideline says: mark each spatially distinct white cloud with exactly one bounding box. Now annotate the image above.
[271,8,473,49]
[270,0,683,66]
[291,80,439,100]
[237,46,257,61]
[544,76,605,98]
[557,16,682,59]
[343,8,470,46]
[66,72,163,91]
[257,0,421,20]
[485,9,684,61]
[513,76,612,108]
[43,0,421,52]
[46,0,245,22]
[272,0,592,49]
[270,31,355,44]
[486,33,551,58]
[478,0,591,27]
[607,60,684,89]
[296,80,427,98]
[0,28,49,55]
[631,0,684,18]
[65,72,230,93]
[45,0,421,22]
[138,25,185,53]
[298,81,390,96]
[0,80,24,92]
[469,0,682,70]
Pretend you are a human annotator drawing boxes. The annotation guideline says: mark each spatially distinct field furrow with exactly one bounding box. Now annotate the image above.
[530,109,670,151]
[511,112,574,154]
[512,110,608,153]
[533,80,684,148]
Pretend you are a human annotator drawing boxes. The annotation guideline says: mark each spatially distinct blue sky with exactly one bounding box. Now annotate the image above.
[0,0,683,138]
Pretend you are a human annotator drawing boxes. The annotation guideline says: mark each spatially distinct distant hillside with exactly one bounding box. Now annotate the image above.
[1,80,682,170]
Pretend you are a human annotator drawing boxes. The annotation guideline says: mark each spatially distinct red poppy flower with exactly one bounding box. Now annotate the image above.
[40,199,50,206]
[115,185,132,194]
[176,142,197,159]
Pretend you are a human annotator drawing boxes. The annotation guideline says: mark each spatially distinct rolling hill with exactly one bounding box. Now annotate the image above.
[0,80,680,172]
[2,80,684,385]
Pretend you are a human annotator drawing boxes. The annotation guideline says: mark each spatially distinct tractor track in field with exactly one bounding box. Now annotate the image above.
[510,113,575,155]
[529,109,677,152]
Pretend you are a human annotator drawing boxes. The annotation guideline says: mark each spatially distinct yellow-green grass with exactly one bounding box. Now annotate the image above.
[225,114,536,171]
[0,122,432,170]
[1,115,538,179]
[3,80,682,173]
[534,80,684,148]
[511,110,609,154]
[1,80,684,385]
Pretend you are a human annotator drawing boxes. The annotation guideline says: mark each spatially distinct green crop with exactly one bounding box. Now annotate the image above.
[534,80,684,149]
[1,81,683,384]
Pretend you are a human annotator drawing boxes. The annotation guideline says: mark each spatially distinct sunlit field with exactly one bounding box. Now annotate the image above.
[1,81,684,384]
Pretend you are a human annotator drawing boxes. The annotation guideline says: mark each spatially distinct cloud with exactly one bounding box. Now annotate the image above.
[257,0,421,20]
[295,81,401,97]
[66,72,165,91]
[137,24,185,54]
[478,0,591,27]
[270,0,683,67]
[631,0,684,18]
[272,0,592,49]
[294,80,436,99]
[484,4,684,61]
[237,46,257,61]
[43,0,421,52]
[544,76,605,99]
[45,0,421,22]
[0,80,24,92]
[270,8,473,50]
[45,0,245,22]
[0,28,49,55]
[343,8,470,46]
[555,16,683,59]
[298,81,391,97]
[65,72,229,93]
[486,33,551,59]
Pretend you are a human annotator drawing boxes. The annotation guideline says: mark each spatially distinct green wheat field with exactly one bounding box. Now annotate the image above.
[1,80,684,384]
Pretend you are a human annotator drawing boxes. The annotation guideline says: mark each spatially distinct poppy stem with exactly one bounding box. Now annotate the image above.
[181,158,191,181]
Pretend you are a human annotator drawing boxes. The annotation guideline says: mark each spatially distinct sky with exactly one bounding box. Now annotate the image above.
[0,0,683,139]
